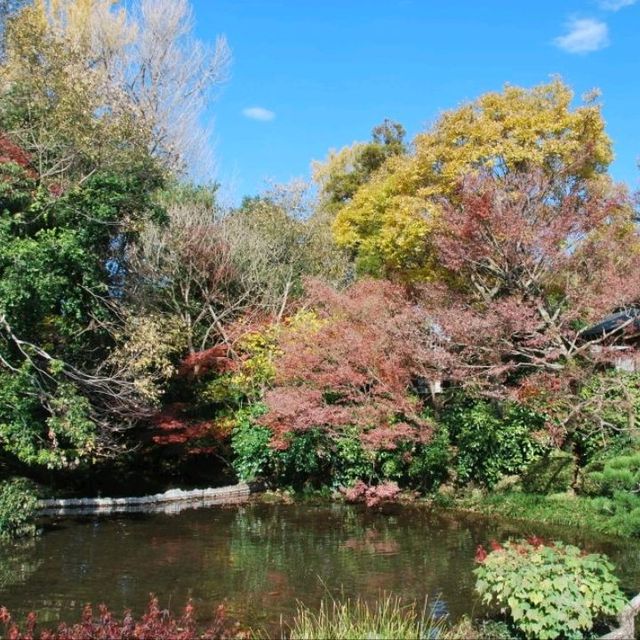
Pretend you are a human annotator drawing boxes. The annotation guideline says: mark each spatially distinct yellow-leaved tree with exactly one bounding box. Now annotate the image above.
[0,0,230,183]
[332,80,613,280]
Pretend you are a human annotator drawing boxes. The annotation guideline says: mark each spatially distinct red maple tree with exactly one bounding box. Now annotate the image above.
[261,278,437,451]
[423,168,640,436]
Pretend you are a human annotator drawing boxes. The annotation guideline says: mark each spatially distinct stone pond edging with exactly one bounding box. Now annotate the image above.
[601,592,640,639]
[37,483,252,516]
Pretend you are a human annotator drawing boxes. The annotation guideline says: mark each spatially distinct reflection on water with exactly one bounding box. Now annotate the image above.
[0,538,41,590]
[0,502,639,633]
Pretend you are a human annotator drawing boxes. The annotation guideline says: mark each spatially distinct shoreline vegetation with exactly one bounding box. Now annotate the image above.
[31,480,640,542]
[0,584,635,640]
[451,491,640,540]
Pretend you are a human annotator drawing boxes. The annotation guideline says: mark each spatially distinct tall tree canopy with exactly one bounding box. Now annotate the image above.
[0,0,229,183]
[422,167,640,439]
[332,80,613,280]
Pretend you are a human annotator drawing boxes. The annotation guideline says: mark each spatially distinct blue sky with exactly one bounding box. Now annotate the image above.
[192,0,640,201]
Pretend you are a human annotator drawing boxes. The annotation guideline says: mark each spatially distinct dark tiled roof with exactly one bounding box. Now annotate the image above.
[580,309,640,340]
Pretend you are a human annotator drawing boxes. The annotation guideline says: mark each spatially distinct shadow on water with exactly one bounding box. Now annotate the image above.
[1,501,639,634]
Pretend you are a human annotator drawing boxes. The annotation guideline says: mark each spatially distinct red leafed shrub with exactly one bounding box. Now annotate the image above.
[489,540,504,553]
[423,168,640,436]
[0,134,38,202]
[0,134,36,176]
[474,545,488,564]
[474,537,560,565]
[0,597,245,640]
[177,345,233,379]
[261,278,438,451]
[342,480,401,507]
[149,403,231,454]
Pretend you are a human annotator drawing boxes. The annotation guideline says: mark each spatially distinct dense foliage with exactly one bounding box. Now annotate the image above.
[474,538,626,639]
[2,6,640,640]
[0,0,639,563]
[0,477,37,539]
[261,279,434,451]
[584,452,640,492]
[0,0,230,528]
[440,399,546,488]
[313,119,406,219]
[0,166,162,471]
[331,80,612,279]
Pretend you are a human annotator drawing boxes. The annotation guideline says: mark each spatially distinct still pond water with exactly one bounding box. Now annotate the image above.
[1,501,639,633]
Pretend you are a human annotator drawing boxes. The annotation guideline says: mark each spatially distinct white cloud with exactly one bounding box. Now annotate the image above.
[598,0,636,10]
[554,18,609,53]
[242,106,275,122]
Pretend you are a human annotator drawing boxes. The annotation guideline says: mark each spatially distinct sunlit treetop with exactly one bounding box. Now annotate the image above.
[0,0,229,183]
[0,0,148,183]
[312,119,406,215]
[332,79,614,281]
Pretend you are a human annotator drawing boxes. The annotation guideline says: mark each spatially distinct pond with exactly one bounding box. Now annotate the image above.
[1,501,639,634]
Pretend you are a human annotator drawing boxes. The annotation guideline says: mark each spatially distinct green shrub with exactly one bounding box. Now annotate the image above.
[231,405,338,489]
[603,491,640,537]
[289,594,448,640]
[231,403,451,491]
[441,398,546,488]
[580,452,640,497]
[0,478,38,539]
[274,429,333,488]
[474,538,625,639]
[406,426,452,491]
[332,428,374,487]
[521,450,575,494]
[230,404,275,483]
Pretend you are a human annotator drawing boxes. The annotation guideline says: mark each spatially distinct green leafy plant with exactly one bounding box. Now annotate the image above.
[231,404,450,493]
[0,478,38,539]
[406,426,452,491]
[230,405,333,488]
[332,427,374,487]
[230,404,273,483]
[441,398,546,488]
[474,538,626,639]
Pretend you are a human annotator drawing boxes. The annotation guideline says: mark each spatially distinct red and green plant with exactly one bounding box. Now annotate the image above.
[341,480,402,507]
[423,168,640,442]
[0,596,245,640]
[474,537,626,639]
[261,278,436,452]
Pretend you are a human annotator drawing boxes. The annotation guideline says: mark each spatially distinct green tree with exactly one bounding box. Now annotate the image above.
[0,156,162,471]
[313,119,406,215]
